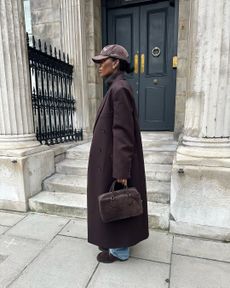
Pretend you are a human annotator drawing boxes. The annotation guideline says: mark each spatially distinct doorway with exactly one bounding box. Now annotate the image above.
[103,0,178,131]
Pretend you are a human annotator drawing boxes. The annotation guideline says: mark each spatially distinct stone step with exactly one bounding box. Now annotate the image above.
[66,151,89,160]
[56,159,172,182]
[29,191,169,230]
[66,149,175,165]
[143,150,174,164]
[43,173,170,203]
[56,159,88,176]
[148,201,169,230]
[142,140,178,151]
[43,174,87,194]
[145,164,172,182]
[147,191,170,204]
[141,131,174,141]
[147,180,170,204]
[66,144,91,160]
[146,180,170,193]
[65,139,177,164]
[29,191,87,219]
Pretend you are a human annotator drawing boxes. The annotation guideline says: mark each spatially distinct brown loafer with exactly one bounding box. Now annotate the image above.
[97,251,128,263]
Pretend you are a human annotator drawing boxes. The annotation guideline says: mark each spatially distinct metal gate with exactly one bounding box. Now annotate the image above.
[27,33,83,145]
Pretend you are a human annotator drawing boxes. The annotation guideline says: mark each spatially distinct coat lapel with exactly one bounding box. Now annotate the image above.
[93,71,126,133]
[93,94,108,133]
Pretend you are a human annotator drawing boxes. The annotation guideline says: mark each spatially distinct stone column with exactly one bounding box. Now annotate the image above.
[60,0,90,138]
[0,0,54,211]
[0,0,40,149]
[85,0,103,135]
[170,0,230,240]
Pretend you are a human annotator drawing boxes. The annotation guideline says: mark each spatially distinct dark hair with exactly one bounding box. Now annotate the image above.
[119,59,134,74]
[111,57,134,74]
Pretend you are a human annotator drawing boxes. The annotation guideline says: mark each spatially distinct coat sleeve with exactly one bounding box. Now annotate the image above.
[112,87,135,179]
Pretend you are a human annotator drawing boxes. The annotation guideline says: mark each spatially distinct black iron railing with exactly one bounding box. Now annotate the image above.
[27,33,83,145]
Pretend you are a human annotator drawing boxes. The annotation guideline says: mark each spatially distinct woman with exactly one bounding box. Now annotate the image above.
[87,44,149,263]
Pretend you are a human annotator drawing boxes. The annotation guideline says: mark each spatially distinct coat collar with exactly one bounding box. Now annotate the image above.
[105,70,126,89]
[93,71,126,133]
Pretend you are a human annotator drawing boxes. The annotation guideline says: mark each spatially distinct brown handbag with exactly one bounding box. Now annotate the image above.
[98,180,143,223]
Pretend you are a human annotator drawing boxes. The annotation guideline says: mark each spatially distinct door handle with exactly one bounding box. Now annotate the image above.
[172,56,177,69]
[141,54,145,74]
[134,54,139,74]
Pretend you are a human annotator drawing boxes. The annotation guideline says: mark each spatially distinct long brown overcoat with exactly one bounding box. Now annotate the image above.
[87,70,149,248]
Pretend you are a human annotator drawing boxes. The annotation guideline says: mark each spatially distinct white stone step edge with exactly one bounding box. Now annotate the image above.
[56,161,172,182]
[56,159,173,170]
[29,191,169,230]
[141,131,175,140]
[66,151,176,165]
[43,174,170,193]
[29,191,87,219]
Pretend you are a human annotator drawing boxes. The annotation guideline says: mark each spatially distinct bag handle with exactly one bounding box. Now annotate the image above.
[109,179,128,192]
[109,180,132,201]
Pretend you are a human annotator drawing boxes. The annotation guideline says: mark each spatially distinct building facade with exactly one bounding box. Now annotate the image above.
[0,0,229,240]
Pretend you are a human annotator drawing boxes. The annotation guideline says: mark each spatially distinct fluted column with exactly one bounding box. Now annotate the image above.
[170,0,230,240]
[0,0,39,149]
[178,0,230,158]
[60,0,89,134]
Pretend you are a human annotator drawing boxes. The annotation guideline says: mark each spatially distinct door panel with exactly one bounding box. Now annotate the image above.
[147,9,167,75]
[106,1,176,131]
[145,86,166,121]
[108,7,139,108]
[139,2,175,130]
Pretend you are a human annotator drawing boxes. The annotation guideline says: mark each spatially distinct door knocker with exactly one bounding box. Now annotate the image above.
[152,47,161,57]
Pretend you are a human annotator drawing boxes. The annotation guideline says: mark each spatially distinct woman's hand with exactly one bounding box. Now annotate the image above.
[116,178,127,186]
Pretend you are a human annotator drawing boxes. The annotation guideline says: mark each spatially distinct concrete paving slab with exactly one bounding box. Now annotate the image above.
[6,213,69,242]
[0,225,8,235]
[170,254,230,288]
[9,236,98,288]
[0,211,25,226]
[130,230,173,263]
[0,234,45,287]
[88,257,170,288]
[59,218,87,239]
[173,235,230,263]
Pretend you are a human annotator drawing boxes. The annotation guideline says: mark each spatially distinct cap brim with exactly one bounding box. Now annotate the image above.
[92,55,109,63]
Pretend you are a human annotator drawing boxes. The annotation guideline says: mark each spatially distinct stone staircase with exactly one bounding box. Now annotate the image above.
[29,132,177,230]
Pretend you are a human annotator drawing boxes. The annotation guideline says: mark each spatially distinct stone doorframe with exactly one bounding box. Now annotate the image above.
[101,0,188,135]
[85,0,191,138]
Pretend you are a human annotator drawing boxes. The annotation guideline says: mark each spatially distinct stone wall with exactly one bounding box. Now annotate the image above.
[30,0,61,49]
[174,0,190,138]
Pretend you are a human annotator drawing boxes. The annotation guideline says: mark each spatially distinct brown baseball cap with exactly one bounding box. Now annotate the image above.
[92,44,130,64]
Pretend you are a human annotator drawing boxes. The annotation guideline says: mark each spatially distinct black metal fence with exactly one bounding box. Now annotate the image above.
[27,33,83,145]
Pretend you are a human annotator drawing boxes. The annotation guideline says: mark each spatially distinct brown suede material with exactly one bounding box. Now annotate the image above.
[98,180,143,223]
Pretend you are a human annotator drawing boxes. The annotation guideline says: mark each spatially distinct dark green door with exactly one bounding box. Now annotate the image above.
[107,1,177,131]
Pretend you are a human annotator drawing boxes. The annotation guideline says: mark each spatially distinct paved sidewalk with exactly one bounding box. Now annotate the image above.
[0,211,230,288]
